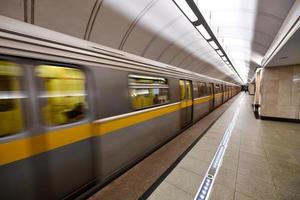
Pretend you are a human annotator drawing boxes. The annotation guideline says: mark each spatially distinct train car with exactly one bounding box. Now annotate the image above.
[0,16,240,200]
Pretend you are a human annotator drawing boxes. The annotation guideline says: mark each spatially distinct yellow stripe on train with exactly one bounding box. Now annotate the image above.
[0,96,212,166]
[0,124,92,166]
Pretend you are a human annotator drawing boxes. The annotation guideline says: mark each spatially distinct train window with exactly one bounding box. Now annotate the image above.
[186,81,192,99]
[179,80,186,100]
[215,84,220,93]
[35,65,88,126]
[207,84,211,95]
[208,83,214,95]
[197,82,207,97]
[0,61,25,137]
[129,75,169,110]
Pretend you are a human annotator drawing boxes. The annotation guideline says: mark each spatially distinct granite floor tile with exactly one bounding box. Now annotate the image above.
[269,161,300,194]
[236,172,279,200]
[188,147,216,163]
[221,152,239,171]
[227,143,240,153]
[276,187,300,200]
[192,141,218,152]
[148,181,193,200]
[238,159,273,184]
[178,155,210,178]
[209,183,235,200]
[228,133,241,143]
[214,167,237,189]
[240,142,266,157]
[224,147,240,160]
[238,151,269,169]
[209,126,228,134]
[197,136,221,146]
[203,132,223,142]
[234,192,255,200]
[165,167,202,195]
[205,130,225,138]
[265,143,300,166]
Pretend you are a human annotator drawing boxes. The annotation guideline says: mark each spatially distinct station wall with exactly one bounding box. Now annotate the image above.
[248,83,255,95]
[260,64,300,120]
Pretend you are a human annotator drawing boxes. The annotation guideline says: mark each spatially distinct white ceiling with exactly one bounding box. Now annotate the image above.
[195,0,295,82]
[267,27,300,67]
[0,0,296,83]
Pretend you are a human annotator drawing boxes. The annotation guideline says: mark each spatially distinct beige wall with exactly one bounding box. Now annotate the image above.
[260,64,300,119]
[254,69,262,106]
[248,83,255,95]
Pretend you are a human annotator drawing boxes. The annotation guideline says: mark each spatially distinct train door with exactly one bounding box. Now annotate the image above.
[208,83,214,111]
[225,85,228,101]
[179,80,193,129]
[33,64,96,199]
[220,84,224,104]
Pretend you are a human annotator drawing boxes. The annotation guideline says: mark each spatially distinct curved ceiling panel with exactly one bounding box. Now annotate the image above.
[89,0,154,49]
[35,0,96,38]
[0,0,24,21]
[0,0,296,83]
[196,0,295,81]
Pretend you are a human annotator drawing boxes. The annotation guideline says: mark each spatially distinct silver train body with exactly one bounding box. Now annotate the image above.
[0,16,240,199]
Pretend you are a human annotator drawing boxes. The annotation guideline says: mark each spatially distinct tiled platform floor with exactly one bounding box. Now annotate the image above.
[149,94,300,200]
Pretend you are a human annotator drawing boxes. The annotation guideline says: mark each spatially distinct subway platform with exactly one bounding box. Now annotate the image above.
[148,94,300,200]
[89,93,300,200]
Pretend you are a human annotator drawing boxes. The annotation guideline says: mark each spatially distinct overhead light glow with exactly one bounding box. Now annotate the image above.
[174,0,198,22]
[194,0,260,83]
[216,50,223,56]
[209,41,218,49]
[197,24,211,40]
[221,56,227,61]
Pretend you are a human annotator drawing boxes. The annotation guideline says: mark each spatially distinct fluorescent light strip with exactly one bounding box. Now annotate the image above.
[196,24,211,40]
[221,56,227,61]
[216,50,223,56]
[174,0,198,22]
[173,0,243,83]
[194,97,243,200]
[208,41,218,49]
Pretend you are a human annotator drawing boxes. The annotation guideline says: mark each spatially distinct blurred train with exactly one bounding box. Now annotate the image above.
[0,16,240,199]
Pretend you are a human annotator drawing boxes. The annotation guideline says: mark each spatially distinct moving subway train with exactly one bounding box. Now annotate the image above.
[0,16,240,199]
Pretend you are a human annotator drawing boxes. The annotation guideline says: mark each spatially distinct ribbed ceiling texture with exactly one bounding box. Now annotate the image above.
[0,0,295,83]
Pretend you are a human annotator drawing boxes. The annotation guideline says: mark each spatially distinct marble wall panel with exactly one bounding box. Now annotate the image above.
[260,64,300,119]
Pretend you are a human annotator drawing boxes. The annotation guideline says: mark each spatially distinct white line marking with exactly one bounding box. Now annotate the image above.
[194,96,243,200]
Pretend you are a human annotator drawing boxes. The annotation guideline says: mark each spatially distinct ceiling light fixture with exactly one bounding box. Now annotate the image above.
[196,25,211,40]
[209,41,218,49]
[216,50,223,56]
[173,0,243,83]
[173,0,198,22]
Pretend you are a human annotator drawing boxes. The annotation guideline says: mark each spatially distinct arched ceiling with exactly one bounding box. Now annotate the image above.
[195,0,295,82]
[0,0,295,83]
